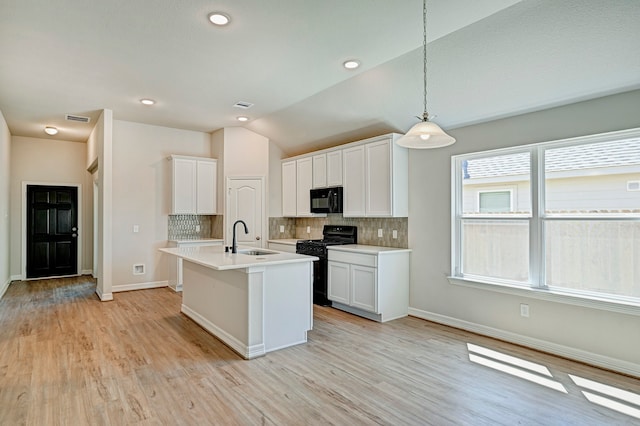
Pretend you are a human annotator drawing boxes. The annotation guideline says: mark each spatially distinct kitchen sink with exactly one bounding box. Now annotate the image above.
[238,249,277,256]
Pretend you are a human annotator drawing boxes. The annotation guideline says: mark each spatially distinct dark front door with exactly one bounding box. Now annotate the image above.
[26,185,78,278]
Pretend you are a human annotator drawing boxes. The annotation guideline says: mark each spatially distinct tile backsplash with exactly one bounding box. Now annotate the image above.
[168,215,223,240]
[269,215,408,248]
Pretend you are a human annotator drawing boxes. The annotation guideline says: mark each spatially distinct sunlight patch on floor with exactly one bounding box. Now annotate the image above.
[467,343,567,393]
[570,375,640,420]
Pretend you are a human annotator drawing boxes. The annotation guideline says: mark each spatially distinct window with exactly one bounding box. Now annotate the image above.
[452,128,640,306]
[479,190,512,213]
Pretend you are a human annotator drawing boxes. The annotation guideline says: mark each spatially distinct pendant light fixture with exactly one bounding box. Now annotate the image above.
[396,0,455,149]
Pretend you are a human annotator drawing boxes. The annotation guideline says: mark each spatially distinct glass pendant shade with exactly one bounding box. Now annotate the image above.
[396,120,455,149]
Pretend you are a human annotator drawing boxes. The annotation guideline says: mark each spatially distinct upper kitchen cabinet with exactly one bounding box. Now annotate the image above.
[343,134,407,217]
[312,151,343,188]
[170,155,217,215]
[282,157,314,217]
[296,157,313,216]
[282,160,297,217]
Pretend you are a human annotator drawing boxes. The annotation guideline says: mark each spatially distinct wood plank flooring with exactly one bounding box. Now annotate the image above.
[1,277,639,425]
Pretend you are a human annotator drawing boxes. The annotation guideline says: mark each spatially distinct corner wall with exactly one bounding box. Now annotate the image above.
[9,136,92,278]
[0,110,11,298]
[408,89,640,376]
[111,120,211,292]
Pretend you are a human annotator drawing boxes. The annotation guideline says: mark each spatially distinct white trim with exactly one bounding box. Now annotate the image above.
[408,307,640,378]
[0,278,10,299]
[181,304,265,359]
[95,286,113,301]
[10,274,21,282]
[448,276,640,316]
[81,269,93,275]
[112,280,168,293]
[21,182,83,280]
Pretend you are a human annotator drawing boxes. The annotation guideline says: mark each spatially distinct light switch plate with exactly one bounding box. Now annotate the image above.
[392,230,398,239]
[378,229,383,238]
[306,226,311,234]
[133,225,139,233]
[279,225,285,233]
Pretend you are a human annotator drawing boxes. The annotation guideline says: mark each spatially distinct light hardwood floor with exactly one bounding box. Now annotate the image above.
[1,277,638,425]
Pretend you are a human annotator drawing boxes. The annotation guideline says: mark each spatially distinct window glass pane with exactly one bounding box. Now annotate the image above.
[545,220,640,298]
[462,152,531,216]
[545,139,640,215]
[462,219,529,282]
[479,191,511,213]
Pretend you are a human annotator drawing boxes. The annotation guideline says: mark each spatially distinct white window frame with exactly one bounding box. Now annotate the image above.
[450,127,640,316]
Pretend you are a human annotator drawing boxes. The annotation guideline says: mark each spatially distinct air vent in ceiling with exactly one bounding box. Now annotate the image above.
[233,101,254,109]
[65,114,91,123]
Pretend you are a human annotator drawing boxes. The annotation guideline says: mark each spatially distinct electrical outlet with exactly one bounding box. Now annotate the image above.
[279,225,285,233]
[306,226,311,234]
[133,225,139,233]
[392,230,398,239]
[195,225,201,232]
[520,303,530,317]
[378,229,383,238]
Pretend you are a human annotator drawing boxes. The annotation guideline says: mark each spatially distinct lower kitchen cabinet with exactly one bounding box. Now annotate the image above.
[327,245,411,322]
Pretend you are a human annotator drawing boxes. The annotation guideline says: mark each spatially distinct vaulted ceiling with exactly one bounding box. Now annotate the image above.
[1,0,639,155]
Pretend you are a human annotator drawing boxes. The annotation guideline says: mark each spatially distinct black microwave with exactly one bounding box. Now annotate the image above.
[310,186,343,214]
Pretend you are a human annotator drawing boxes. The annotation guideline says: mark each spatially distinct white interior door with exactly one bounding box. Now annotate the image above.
[226,178,264,248]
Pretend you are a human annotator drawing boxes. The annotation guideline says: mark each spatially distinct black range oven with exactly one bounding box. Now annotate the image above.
[296,225,357,306]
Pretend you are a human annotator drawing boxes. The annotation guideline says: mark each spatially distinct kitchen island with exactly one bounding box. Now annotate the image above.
[159,245,317,359]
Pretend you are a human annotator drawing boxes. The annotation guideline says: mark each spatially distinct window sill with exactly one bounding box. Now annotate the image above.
[447,276,640,317]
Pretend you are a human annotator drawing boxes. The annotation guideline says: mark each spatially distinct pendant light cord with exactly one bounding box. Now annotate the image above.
[422,0,428,121]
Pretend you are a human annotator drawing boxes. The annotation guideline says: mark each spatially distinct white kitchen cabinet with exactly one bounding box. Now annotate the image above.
[281,160,297,217]
[296,157,313,216]
[342,145,366,216]
[312,154,327,188]
[327,245,411,322]
[170,155,217,215]
[326,150,343,186]
[167,239,223,291]
[282,157,316,217]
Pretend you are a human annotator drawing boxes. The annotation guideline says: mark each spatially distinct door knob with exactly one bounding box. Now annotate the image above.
[256,236,261,240]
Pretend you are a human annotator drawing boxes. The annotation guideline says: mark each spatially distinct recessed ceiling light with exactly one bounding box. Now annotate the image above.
[44,126,58,135]
[236,116,249,122]
[343,60,360,70]
[208,12,230,26]
[140,98,155,106]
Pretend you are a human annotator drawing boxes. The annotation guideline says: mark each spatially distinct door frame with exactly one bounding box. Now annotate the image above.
[21,181,83,280]
[225,176,267,248]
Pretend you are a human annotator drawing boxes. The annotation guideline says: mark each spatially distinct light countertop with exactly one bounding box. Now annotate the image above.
[160,245,317,271]
[168,238,224,244]
[267,239,302,246]
[328,244,412,255]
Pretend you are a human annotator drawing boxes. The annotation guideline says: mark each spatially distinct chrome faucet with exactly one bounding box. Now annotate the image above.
[231,220,249,254]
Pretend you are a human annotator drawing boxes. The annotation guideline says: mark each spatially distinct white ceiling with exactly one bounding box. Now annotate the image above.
[1,0,639,155]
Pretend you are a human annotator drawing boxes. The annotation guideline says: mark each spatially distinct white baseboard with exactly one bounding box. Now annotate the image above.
[408,307,640,378]
[95,287,113,301]
[10,274,22,282]
[0,278,10,300]
[112,280,168,293]
[181,304,264,359]
[81,269,93,275]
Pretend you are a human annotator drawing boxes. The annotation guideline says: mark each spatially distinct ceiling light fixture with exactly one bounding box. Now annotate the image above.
[343,60,360,70]
[236,116,249,122]
[140,98,155,106]
[44,126,58,135]
[208,12,230,26]
[396,0,455,149]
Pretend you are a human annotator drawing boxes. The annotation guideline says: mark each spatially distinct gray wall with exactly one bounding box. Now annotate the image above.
[408,89,640,375]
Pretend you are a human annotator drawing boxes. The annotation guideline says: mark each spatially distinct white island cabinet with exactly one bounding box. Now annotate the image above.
[167,239,223,291]
[328,245,411,322]
[159,245,317,359]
